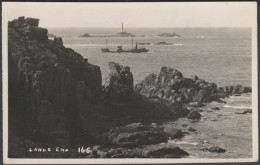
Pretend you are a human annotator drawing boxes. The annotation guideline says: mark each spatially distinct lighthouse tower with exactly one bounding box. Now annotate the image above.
[121,22,124,32]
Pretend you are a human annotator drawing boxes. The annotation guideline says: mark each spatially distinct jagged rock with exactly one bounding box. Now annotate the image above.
[135,66,251,119]
[235,109,252,114]
[162,127,183,138]
[211,107,221,110]
[218,85,251,95]
[187,111,201,120]
[189,102,203,107]
[108,123,168,148]
[105,62,134,100]
[232,85,251,94]
[141,144,188,158]
[23,26,48,41]
[242,109,252,114]
[192,89,210,102]
[54,37,63,44]
[107,62,133,90]
[26,18,39,26]
[188,127,197,132]
[191,75,199,81]
[201,146,226,153]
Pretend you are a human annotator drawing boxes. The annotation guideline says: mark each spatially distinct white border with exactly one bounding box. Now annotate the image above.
[2,2,258,164]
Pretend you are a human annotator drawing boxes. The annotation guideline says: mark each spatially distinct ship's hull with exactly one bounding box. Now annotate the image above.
[101,48,149,53]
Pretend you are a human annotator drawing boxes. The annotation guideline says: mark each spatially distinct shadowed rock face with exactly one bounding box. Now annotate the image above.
[8,17,102,149]
[107,62,133,92]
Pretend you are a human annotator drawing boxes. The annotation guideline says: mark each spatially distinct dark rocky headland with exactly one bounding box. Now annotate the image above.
[8,17,251,158]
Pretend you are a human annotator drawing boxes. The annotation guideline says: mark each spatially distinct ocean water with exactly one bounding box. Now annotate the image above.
[48,27,252,158]
[166,93,252,158]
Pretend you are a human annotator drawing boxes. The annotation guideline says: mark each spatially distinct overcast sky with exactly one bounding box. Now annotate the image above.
[3,2,257,28]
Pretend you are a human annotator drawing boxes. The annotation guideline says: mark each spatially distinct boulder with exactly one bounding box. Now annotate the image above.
[190,75,199,81]
[189,101,203,107]
[163,127,183,138]
[188,127,197,132]
[192,89,210,102]
[201,146,226,153]
[108,123,168,148]
[142,144,189,158]
[107,62,133,91]
[54,37,63,44]
[211,107,221,110]
[241,109,252,114]
[232,85,251,94]
[187,111,201,120]
[235,109,252,114]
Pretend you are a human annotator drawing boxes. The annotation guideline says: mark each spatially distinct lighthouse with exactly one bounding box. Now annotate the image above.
[121,22,124,32]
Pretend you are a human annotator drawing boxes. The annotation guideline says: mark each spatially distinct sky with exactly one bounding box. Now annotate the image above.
[3,2,257,28]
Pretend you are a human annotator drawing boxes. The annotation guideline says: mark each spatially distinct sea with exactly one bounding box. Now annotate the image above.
[48,27,252,158]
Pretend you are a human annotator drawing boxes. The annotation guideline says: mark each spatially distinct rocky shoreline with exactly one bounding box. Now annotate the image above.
[8,17,251,158]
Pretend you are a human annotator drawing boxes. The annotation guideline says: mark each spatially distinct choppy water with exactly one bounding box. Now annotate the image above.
[166,93,252,158]
[48,27,252,158]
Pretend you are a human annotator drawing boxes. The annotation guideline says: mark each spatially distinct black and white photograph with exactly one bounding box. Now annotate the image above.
[2,2,258,164]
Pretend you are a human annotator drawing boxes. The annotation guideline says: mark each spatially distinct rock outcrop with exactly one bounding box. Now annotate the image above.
[135,66,251,119]
[141,144,189,158]
[108,123,168,148]
[158,33,180,37]
[79,33,92,37]
[201,146,226,153]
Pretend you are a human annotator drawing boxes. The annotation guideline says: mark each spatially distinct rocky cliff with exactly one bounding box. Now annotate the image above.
[8,17,179,158]
[8,17,103,154]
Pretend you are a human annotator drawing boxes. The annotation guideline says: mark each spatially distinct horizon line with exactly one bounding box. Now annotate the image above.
[44,26,251,28]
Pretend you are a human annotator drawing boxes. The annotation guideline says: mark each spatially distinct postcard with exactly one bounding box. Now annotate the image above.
[2,2,258,164]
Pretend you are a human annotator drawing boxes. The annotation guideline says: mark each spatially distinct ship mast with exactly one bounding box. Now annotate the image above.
[131,37,133,50]
[121,22,124,32]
